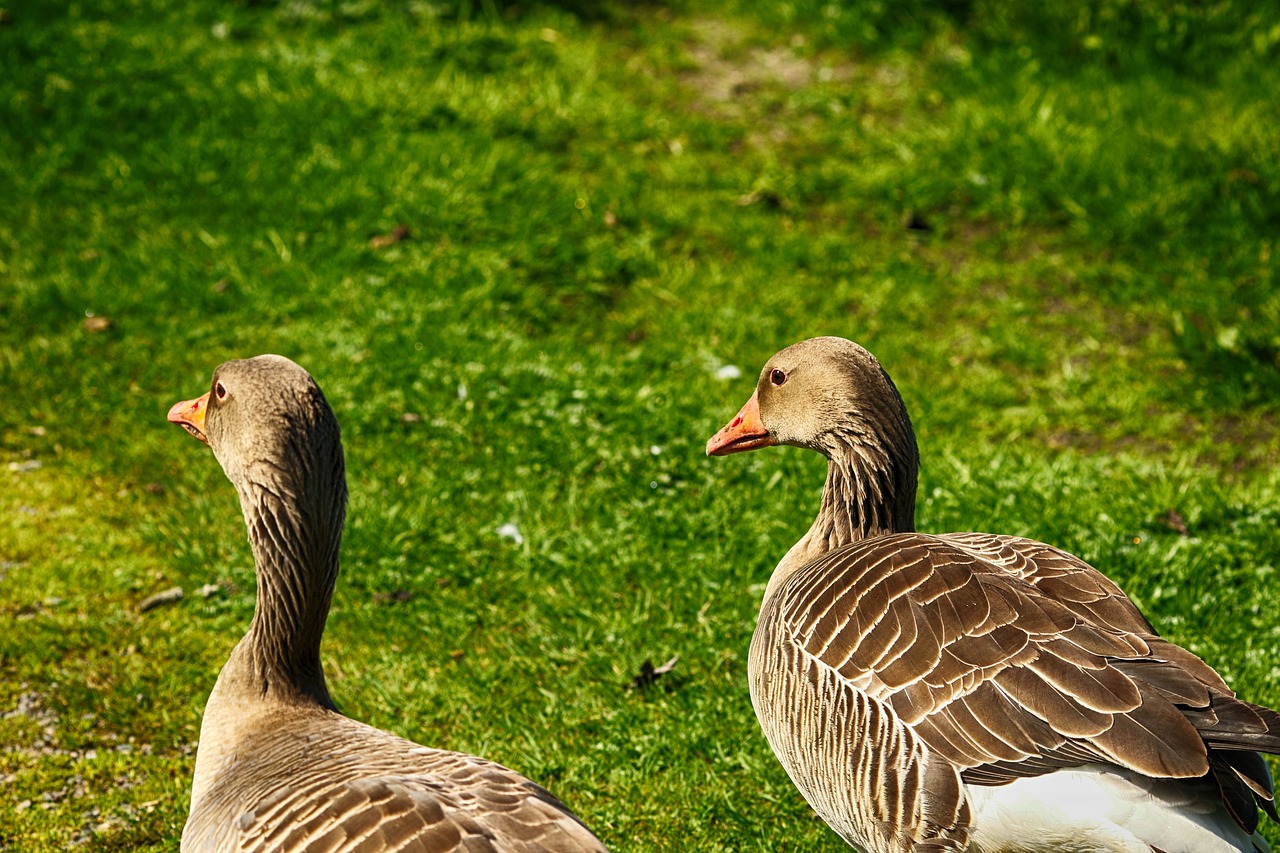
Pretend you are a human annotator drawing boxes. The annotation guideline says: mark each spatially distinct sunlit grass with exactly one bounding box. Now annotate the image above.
[1,0,1277,849]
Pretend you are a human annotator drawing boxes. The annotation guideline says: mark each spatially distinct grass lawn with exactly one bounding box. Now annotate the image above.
[2,0,1279,849]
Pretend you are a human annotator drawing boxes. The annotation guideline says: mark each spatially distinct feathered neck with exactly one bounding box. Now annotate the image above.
[766,418,919,603]
[812,433,917,538]
[223,453,347,708]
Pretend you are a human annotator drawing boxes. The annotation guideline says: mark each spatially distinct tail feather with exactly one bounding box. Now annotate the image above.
[1199,700,1280,752]
[1200,698,1280,834]
[1114,652,1280,835]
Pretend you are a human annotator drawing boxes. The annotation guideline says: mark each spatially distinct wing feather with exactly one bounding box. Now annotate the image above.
[224,757,605,853]
[776,532,1276,799]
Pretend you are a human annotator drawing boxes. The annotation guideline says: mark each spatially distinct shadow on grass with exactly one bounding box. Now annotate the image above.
[232,0,676,24]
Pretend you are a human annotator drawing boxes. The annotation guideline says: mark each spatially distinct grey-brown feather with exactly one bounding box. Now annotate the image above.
[179,355,607,853]
[185,711,602,853]
[731,337,1280,852]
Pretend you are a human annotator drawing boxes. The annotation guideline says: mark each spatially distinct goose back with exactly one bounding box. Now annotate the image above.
[183,701,605,853]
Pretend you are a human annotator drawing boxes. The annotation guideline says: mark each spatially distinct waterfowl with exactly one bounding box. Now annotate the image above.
[168,354,609,853]
[707,336,1280,853]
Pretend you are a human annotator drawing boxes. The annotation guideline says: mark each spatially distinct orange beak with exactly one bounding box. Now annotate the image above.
[706,390,774,456]
[168,392,210,443]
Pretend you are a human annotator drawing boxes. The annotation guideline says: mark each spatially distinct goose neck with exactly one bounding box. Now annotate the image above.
[235,480,344,707]
[814,444,915,544]
[765,441,917,604]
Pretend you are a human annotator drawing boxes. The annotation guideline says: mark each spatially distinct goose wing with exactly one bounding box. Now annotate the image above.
[186,737,609,850]
[770,532,1279,827]
[224,758,608,853]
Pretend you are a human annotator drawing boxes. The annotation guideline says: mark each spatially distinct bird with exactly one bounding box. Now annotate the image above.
[706,335,1280,853]
[168,354,609,853]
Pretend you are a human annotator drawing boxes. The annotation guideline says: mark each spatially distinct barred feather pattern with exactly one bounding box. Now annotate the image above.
[182,706,606,853]
[751,612,971,852]
[753,519,1280,853]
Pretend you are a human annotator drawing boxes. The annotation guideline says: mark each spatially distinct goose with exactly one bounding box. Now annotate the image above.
[167,354,609,853]
[706,336,1280,853]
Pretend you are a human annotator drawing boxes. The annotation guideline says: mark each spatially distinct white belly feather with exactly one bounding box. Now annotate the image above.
[964,765,1270,853]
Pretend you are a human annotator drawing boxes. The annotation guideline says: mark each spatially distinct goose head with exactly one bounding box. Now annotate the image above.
[168,354,345,517]
[707,336,919,540]
[707,337,915,460]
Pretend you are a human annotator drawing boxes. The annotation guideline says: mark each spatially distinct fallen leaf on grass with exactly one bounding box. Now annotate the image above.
[138,586,183,613]
[1161,508,1189,536]
[629,655,679,690]
[903,210,932,232]
[736,189,789,209]
[369,225,410,249]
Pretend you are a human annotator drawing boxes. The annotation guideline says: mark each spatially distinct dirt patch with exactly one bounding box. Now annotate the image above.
[1208,410,1280,472]
[681,19,852,114]
[1044,428,1175,458]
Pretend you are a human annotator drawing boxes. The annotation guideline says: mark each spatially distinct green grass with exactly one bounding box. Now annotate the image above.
[2,0,1279,849]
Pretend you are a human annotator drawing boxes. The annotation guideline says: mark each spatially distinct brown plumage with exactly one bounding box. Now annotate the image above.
[169,355,609,853]
[707,336,1280,853]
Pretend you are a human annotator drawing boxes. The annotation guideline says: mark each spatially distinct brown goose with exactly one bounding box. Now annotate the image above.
[168,355,609,853]
[707,336,1280,853]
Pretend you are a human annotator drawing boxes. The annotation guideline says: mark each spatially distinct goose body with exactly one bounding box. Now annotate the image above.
[169,355,608,853]
[708,337,1280,853]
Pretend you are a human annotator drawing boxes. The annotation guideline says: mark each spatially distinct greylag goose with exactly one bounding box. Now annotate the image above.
[168,355,609,853]
[706,336,1280,853]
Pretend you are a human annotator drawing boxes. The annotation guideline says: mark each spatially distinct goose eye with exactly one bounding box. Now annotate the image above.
[215,381,227,401]
[769,368,787,386]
